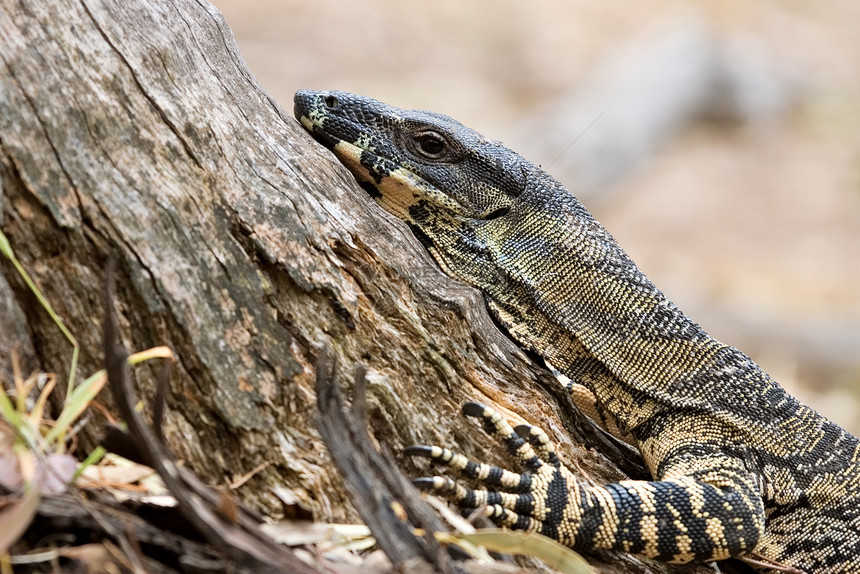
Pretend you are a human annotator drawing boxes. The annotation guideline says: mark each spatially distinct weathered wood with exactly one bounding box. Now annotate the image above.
[1,1,721,572]
[0,0,579,518]
[101,258,315,574]
[315,353,452,573]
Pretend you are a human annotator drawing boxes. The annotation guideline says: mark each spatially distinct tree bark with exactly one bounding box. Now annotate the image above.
[0,1,716,572]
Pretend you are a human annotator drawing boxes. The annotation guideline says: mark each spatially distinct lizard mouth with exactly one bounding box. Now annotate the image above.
[294,113,337,151]
[293,90,472,220]
[293,90,343,151]
[329,140,457,220]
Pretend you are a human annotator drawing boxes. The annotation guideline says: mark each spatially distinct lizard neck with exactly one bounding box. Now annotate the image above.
[423,171,731,429]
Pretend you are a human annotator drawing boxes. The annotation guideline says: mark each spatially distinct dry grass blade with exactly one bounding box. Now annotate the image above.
[0,487,40,554]
[0,229,79,397]
[440,529,594,574]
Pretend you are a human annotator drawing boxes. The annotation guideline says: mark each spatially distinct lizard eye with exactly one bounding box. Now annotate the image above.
[411,132,447,159]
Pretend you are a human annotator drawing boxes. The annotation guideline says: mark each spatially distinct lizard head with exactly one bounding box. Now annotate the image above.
[293,90,527,228]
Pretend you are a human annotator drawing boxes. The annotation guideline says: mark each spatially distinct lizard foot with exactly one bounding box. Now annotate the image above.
[405,402,578,539]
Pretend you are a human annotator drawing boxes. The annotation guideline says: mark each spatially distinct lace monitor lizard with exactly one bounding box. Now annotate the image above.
[294,90,860,573]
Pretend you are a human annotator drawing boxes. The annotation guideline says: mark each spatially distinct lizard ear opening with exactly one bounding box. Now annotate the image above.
[482,206,511,220]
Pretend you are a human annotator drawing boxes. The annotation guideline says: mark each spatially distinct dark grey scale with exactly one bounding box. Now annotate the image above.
[508,491,539,516]
[456,487,483,508]
[417,476,457,496]
[462,403,542,471]
[565,482,611,546]
[358,150,385,183]
[475,490,509,509]
[358,180,382,199]
[497,507,537,532]
[536,469,574,541]
[405,223,435,252]
[562,355,611,381]
[514,451,545,472]
[638,302,707,342]
[652,485,716,559]
[460,460,485,480]
[649,484,715,557]
[405,201,439,227]
[600,483,657,556]
[779,510,860,570]
[404,444,532,492]
[514,424,562,467]
[462,461,510,488]
[311,132,336,151]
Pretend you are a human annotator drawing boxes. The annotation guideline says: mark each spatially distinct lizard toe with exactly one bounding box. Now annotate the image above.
[413,476,536,511]
[405,443,533,491]
[461,402,544,471]
[513,423,561,467]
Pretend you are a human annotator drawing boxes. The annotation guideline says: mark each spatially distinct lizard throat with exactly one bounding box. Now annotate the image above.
[331,141,468,221]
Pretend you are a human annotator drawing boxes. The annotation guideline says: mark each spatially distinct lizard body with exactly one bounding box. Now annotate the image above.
[294,90,860,572]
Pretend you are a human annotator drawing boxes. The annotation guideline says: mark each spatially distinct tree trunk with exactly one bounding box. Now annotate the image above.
[1,1,715,572]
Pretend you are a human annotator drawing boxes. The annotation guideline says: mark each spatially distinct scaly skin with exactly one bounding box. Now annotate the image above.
[294,90,860,572]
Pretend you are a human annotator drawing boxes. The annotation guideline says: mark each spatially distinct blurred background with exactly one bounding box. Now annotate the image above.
[212,0,860,433]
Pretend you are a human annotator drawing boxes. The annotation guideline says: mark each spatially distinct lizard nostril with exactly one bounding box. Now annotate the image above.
[324,95,338,109]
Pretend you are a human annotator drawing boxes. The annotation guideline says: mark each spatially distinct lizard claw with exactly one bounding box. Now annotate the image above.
[461,401,489,417]
[403,445,437,458]
[411,476,457,493]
